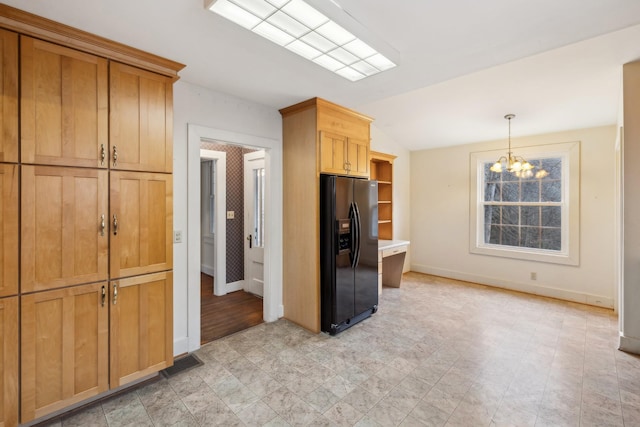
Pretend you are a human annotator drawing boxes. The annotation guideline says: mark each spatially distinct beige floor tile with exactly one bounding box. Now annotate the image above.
[36,273,635,426]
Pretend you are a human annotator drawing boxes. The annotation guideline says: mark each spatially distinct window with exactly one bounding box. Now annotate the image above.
[253,167,265,248]
[470,142,580,265]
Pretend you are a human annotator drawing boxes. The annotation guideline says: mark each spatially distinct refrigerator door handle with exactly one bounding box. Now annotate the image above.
[348,202,356,267]
[353,202,361,268]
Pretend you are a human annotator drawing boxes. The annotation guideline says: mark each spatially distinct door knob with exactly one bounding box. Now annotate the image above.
[247,234,252,249]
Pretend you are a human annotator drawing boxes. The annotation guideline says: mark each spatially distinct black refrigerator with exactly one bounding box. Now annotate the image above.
[320,174,379,335]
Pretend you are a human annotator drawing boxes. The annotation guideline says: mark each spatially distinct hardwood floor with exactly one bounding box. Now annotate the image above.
[200,273,264,344]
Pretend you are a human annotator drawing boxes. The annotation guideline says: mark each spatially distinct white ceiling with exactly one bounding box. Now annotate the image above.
[5,0,640,150]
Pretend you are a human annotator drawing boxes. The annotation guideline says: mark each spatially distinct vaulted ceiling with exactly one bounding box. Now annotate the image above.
[5,0,640,150]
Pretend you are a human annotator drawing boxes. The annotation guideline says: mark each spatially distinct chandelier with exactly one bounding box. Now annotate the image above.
[490,114,547,178]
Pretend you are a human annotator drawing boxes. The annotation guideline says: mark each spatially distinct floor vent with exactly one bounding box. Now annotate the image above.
[161,354,204,378]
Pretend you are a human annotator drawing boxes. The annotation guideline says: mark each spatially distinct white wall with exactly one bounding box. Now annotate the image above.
[370,125,411,272]
[410,125,617,308]
[172,80,282,355]
[621,61,640,353]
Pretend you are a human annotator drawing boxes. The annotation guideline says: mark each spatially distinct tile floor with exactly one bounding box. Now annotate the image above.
[42,273,640,426]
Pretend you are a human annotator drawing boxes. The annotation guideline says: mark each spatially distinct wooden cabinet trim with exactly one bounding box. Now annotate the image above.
[280,97,373,123]
[0,4,184,80]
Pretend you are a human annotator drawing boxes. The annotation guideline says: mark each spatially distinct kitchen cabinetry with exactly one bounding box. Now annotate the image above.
[280,97,373,333]
[0,4,183,425]
[0,164,17,298]
[110,171,173,279]
[0,296,18,427]
[319,131,369,177]
[110,272,173,388]
[110,62,173,173]
[20,283,109,421]
[0,29,17,164]
[21,166,109,293]
[370,151,396,240]
[20,37,108,168]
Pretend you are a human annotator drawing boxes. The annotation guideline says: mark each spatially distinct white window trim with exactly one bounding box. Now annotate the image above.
[469,141,580,266]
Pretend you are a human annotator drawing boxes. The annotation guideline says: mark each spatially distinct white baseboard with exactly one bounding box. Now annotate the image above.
[411,264,614,309]
[279,304,284,318]
[201,265,215,277]
[173,336,191,357]
[619,334,640,355]
[226,280,244,293]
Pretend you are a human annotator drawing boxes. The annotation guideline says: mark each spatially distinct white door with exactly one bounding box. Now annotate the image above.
[244,150,265,297]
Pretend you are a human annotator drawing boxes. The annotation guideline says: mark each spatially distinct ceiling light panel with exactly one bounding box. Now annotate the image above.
[206,0,397,80]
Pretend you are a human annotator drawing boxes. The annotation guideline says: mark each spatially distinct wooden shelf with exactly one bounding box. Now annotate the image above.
[370,151,396,240]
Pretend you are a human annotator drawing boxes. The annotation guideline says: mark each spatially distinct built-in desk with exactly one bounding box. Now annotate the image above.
[378,240,410,294]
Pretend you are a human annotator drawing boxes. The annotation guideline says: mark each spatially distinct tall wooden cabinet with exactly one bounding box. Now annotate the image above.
[280,97,373,333]
[0,5,183,426]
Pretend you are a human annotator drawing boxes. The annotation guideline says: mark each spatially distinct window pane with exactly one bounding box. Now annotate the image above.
[254,167,265,248]
[541,180,561,202]
[484,182,500,202]
[521,181,539,202]
[502,226,519,247]
[541,228,561,250]
[503,206,519,225]
[484,205,500,226]
[488,224,500,244]
[541,206,561,227]
[210,160,216,234]
[502,182,519,202]
[521,226,540,248]
[542,158,562,179]
[521,206,539,226]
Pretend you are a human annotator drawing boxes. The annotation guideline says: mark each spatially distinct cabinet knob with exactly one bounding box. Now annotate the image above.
[100,144,106,166]
[100,214,105,236]
[113,283,118,305]
[113,214,118,236]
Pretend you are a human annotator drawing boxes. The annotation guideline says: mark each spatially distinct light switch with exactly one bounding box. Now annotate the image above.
[173,230,182,243]
[226,211,235,219]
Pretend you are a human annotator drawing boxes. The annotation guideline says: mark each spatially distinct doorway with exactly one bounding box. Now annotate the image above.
[186,124,282,353]
[199,142,266,344]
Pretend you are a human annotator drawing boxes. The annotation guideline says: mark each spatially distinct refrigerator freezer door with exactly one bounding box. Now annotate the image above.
[335,176,355,325]
[353,179,379,316]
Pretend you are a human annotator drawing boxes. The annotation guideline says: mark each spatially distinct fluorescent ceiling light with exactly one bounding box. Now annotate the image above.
[205,0,397,81]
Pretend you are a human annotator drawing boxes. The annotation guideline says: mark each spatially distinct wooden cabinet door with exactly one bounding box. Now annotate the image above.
[347,138,369,177]
[0,30,18,164]
[21,37,108,168]
[0,165,17,298]
[21,283,109,423]
[110,62,173,173]
[110,271,173,388]
[110,171,173,279]
[319,131,347,175]
[0,296,18,427]
[21,166,109,292]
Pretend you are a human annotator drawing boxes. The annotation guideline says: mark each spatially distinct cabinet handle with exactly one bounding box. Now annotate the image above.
[100,144,106,166]
[101,285,106,307]
[100,214,105,236]
[113,283,118,305]
[112,145,118,167]
[113,214,118,236]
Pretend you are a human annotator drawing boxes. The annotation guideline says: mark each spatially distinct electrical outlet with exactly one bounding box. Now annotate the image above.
[173,230,182,243]
[227,211,235,219]
[530,272,537,280]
